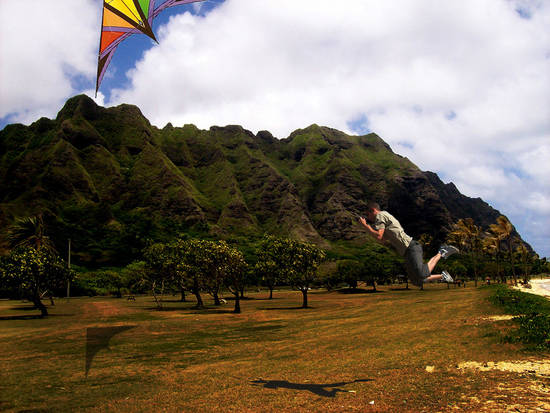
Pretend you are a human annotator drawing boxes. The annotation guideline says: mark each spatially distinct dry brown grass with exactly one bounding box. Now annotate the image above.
[1,284,549,412]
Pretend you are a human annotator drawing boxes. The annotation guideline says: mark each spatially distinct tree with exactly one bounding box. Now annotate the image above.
[120,261,149,294]
[338,260,362,289]
[489,216,518,285]
[0,247,72,317]
[447,218,483,286]
[255,235,288,299]
[220,242,248,313]
[283,239,326,308]
[418,233,435,257]
[174,239,206,309]
[255,236,325,308]
[193,240,225,306]
[7,215,57,254]
[361,260,381,291]
[483,235,503,283]
[143,243,176,309]
[515,245,534,284]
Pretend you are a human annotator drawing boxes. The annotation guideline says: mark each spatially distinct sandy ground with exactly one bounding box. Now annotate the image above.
[513,277,550,298]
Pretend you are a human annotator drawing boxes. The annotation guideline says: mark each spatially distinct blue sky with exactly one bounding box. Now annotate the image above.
[0,0,549,258]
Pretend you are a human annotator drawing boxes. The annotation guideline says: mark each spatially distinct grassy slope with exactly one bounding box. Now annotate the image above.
[1,285,548,412]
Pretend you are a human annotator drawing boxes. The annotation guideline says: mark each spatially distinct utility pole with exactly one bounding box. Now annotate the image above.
[67,238,71,298]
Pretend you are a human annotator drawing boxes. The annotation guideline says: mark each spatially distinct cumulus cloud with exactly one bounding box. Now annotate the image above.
[108,0,549,255]
[0,0,548,256]
[0,0,99,123]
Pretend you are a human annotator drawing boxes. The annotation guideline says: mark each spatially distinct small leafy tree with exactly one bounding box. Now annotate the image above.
[174,239,205,309]
[120,261,149,294]
[338,260,362,289]
[143,243,176,309]
[220,243,248,313]
[283,239,326,308]
[0,247,72,316]
[255,236,325,307]
[255,235,287,299]
[361,258,383,291]
[192,240,225,306]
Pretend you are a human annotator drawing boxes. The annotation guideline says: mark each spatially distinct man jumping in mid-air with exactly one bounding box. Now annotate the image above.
[359,202,459,288]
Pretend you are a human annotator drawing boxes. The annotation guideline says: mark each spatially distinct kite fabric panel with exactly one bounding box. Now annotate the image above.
[96,0,205,94]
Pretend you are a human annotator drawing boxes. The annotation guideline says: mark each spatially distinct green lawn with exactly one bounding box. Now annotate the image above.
[1,284,549,412]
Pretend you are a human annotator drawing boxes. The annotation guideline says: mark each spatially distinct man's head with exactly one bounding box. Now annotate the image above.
[365,202,380,222]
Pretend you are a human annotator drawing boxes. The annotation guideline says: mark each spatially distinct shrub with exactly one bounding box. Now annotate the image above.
[489,284,550,350]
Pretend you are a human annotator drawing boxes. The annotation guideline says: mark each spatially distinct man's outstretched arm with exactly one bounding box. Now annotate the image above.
[359,217,384,241]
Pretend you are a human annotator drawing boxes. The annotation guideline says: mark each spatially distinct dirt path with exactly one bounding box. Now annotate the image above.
[81,299,132,321]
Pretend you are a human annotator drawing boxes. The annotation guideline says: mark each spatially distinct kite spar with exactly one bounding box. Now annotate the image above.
[96,0,205,95]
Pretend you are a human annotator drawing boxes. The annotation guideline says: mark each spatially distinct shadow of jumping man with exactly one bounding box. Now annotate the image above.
[251,378,373,398]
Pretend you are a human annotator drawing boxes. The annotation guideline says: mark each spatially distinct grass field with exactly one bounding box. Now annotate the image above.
[1,284,549,412]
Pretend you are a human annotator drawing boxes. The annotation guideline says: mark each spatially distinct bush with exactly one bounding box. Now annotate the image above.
[489,284,550,350]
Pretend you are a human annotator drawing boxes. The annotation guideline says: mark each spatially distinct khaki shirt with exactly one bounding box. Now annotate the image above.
[373,211,412,256]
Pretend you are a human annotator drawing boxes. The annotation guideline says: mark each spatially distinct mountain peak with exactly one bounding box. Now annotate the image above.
[0,96,529,263]
[56,94,100,122]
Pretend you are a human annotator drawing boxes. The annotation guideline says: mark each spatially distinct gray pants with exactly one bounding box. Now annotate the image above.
[404,240,430,287]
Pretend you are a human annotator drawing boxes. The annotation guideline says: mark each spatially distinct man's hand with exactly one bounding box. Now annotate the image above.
[359,216,384,241]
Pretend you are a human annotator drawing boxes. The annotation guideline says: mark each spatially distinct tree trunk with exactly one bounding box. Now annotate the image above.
[180,287,186,302]
[269,287,273,299]
[472,252,478,287]
[213,292,221,306]
[31,294,48,317]
[151,281,162,309]
[192,277,204,308]
[233,292,241,313]
[301,289,308,308]
[193,289,204,308]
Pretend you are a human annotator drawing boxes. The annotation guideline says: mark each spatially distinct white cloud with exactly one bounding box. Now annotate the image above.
[0,0,99,123]
[109,0,550,256]
[0,0,548,257]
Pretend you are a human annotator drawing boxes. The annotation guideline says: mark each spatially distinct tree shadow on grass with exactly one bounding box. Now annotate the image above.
[0,306,74,320]
[189,308,236,315]
[0,314,45,320]
[336,288,381,294]
[0,314,74,321]
[257,306,317,311]
[251,378,373,398]
[138,305,236,314]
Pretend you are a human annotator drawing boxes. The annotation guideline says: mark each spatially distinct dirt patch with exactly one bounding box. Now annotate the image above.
[82,300,130,319]
[482,315,516,321]
[457,360,550,412]
[457,359,550,377]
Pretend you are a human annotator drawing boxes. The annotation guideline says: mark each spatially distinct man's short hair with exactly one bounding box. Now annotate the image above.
[366,202,380,211]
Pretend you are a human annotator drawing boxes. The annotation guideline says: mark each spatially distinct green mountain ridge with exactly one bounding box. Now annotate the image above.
[0,95,522,266]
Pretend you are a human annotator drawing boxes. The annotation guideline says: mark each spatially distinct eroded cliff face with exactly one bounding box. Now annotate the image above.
[0,95,524,263]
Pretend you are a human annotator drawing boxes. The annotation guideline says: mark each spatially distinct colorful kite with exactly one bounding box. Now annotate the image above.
[97,0,205,95]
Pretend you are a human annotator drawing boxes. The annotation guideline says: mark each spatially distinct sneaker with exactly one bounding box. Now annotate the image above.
[439,245,459,259]
[441,270,454,283]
